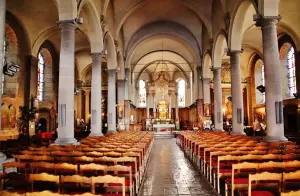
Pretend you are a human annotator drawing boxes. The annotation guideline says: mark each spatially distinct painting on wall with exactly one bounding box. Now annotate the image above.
[1,103,16,129]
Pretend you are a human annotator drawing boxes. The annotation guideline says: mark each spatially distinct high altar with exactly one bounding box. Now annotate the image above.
[144,70,178,131]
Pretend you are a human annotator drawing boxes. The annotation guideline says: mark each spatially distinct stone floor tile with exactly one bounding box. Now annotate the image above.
[138,139,218,196]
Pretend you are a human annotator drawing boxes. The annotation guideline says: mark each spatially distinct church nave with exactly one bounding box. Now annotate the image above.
[139,139,217,196]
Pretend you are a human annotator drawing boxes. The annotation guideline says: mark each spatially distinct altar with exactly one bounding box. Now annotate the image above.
[153,124,175,132]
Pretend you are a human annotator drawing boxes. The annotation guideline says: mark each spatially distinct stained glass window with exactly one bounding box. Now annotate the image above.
[37,52,45,101]
[287,46,296,97]
[139,80,146,107]
[178,79,185,107]
[280,43,297,98]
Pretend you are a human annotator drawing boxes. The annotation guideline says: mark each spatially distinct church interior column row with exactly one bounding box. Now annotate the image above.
[55,21,77,145]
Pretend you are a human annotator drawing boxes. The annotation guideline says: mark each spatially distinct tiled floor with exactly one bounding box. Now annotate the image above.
[139,138,218,196]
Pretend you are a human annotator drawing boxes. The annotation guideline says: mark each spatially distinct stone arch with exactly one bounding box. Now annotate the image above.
[229,0,258,50]
[117,51,125,79]
[103,32,117,70]
[114,0,212,38]
[125,21,201,61]
[277,22,300,51]
[203,51,213,79]
[212,30,228,68]
[78,0,103,53]
[56,0,77,21]
[32,27,60,56]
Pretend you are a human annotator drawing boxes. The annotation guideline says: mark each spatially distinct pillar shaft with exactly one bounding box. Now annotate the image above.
[55,22,78,145]
[168,92,172,119]
[203,78,211,104]
[197,67,204,100]
[213,68,223,131]
[90,53,103,136]
[146,93,150,119]
[175,93,179,119]
[229,51,245,135]
[260,17,287,141]
[107,69,117,132]
[0,0,6,131]
[246,77,253,125]
[84,90,90,123]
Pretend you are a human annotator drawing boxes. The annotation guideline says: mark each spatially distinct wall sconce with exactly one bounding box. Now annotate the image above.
[294,92,300,100]
[256,85,265,93]
[227,96,232,102]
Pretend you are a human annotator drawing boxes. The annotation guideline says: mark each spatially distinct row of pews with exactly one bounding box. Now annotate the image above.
[0,131,154,196]
[177,131,300,196]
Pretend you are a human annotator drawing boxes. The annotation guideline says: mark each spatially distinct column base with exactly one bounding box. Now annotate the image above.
[53,137,80,145]
[264,135,288,142]
[0,152,7,170]
[214,129,224,132]
[107,130,117,134]
[89,132,104,136]
[231,131,246,135]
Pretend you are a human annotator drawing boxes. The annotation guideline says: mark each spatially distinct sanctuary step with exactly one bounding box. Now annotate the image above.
[154,131,176,139]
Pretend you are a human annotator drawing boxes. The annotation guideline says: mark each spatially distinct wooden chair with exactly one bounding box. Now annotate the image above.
[80,163,106,177]
[258,161,283,173]
[281,190,300,196]
[30,162,54,174]
[29,173,60,192]
[13,154,33,162]
[54,163,77,175]
[283,160,300,172]
[106,165,133,196]
[0,191,24,196]
[92,175,126,196]
[242,172,282,196]
[25,191,63,196]
[74,156,94,164]
[60,175,92,194]
[31,156,54,163]
[226,162,259,196]
[104,152,122,157]
[2,162,28,190]
[85,151,103,157]
[283,171,300,192]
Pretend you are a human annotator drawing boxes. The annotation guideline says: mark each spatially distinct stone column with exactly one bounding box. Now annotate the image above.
[213,68,223,131]
[203,78,211,104]
[117,79,125,128]
[197,67,204,100]
[175,93,179,119]
[84,89,90,123]
[124,68,129,100]
[146,93,150,119]
[55,21,78,145]
[0,0,6,131]
[228,50,245,135]
[246,77,253,125]
[0,0,7,161]
[168,91,172,119]
[90,53,103,136]
[153,92,156,119]
[257,16,287,141]
[107,69,117,133]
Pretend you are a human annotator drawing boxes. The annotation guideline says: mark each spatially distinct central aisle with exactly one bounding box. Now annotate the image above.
[140,138,218,196]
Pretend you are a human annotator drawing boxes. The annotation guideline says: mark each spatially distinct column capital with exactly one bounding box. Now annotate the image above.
[254,15,281,27]
[211,67,222,74]
[82,87,91,94]
[91,52,104,60]
[107,68,117,75]
[57,21,77,30]
[226,49,242,56]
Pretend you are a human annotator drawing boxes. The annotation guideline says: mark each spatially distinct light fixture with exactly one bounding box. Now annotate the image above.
[294,92,300,100]
[74,88,81,95]
[3,58,20,77]
[227,96,232,102]
[256,85,265,93]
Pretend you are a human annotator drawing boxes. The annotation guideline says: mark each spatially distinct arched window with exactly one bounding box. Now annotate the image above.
[37,52,45,101]
[139,80,146,107]
[177,79,185,107]
[280,42,297,98]
[254,59,265,104]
